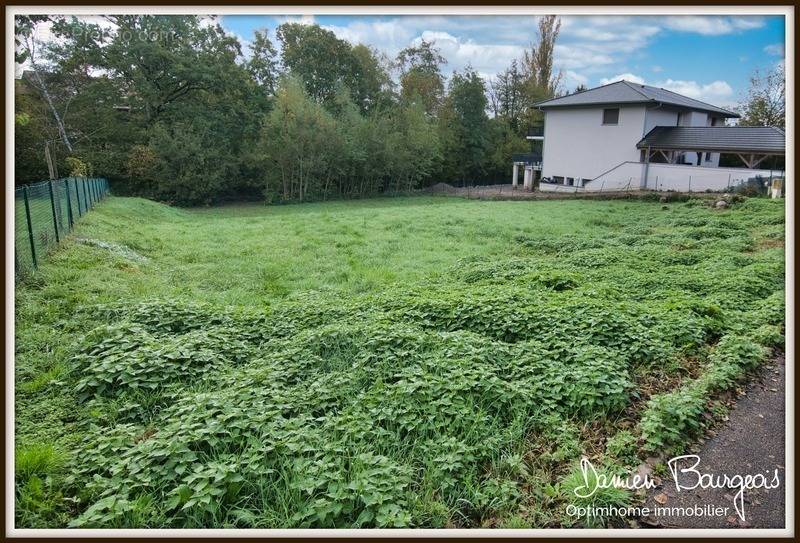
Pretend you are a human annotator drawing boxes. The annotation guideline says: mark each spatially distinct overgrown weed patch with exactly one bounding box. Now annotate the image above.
[15,196,785,527]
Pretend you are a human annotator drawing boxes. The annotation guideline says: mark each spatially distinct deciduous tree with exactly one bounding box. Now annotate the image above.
[737,64,785,129]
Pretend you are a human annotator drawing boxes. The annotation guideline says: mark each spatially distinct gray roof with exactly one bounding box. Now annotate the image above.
[637,126,785,154]
[535,80,739,117]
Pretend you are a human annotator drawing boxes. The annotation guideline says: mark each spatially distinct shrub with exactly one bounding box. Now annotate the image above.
[639,385,707,453]
[641,334,767,452]
[65,156,90,177]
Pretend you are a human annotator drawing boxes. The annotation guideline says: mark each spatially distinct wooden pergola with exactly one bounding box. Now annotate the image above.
[637,126,785,169]
[642,148,783,169]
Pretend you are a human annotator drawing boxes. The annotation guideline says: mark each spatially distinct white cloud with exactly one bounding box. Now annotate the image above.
[322,20,414,54]
[411,31,524,77]
[554,16,661,75]
[17,13,771,106]
[276,14,315,26]
[763,43,785,57]
[600,73,645,85]
[554,44,615,70]
[599,73,733,105]
[663,16,765,36]
[565,70,588,85]
[658,78,733,101]
[319,21,526,79]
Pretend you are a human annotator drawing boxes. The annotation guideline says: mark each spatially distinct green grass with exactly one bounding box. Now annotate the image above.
[15,195,785,528]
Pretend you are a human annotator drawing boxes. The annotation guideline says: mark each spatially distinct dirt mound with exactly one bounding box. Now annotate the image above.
[427,182,457,193]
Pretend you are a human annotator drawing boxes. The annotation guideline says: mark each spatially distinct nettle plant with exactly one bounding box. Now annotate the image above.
[61,198,784,528]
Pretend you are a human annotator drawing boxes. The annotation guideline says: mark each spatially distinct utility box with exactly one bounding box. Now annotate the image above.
[771,177,784,199]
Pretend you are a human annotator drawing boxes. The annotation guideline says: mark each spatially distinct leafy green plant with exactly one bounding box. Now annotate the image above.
[14,195,785,528]
[560,461,631,528]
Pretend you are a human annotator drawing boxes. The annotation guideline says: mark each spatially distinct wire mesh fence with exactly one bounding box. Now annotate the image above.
[15,177,110,280]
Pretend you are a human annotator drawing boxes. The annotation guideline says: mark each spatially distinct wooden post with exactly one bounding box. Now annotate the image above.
[44,142,56,180]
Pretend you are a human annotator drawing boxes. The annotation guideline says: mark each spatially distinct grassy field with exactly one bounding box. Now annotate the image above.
[15,195,785,528]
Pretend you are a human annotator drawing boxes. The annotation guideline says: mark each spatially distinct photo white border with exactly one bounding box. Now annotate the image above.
[5,4,795,539]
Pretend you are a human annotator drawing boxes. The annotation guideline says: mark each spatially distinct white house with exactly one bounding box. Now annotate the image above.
[522,80,785,193]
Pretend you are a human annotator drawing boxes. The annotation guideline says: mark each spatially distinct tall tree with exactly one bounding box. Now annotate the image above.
[350,44,395,113]
[520,15,563,128]
[246,29,279,96]
[387,100,441,191]
[276,23,359,109]
[98,16,242,124]
[444,67,491,185]
[485,117,530,182]
[737,64,785,129]
[521,15,563,97]
[396,39,446,116]
[15,15,75,152]
[260,76,342,202]
[489,59,525,132]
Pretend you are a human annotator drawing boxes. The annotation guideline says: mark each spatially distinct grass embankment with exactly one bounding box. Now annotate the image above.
[15,195,785,528]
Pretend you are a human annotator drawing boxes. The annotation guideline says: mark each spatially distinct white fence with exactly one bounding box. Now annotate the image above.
[644,163,783,192]
[574,161,784,193]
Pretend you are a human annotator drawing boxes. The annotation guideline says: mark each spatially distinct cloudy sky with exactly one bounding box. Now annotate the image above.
[221,14,785,108]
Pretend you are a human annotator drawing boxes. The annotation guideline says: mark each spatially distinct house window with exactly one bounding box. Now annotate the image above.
[552,176,564,184]
[705,152,713,162]
[602,108,619,125]
[566,177,575,186]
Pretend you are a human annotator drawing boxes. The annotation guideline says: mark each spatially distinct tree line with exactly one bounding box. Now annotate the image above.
[14,15,783,205]
[14,15,563,205]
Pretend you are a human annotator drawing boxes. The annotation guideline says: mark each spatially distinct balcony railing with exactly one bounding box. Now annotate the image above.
[525,126,544,138]
[512,152,542,165]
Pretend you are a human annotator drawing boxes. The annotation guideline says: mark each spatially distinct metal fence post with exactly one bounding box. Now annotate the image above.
[22,185,37,270]
[48,180,60,244]
[76,177,83,216]
[83,178,90,209]
[65,178,74,228]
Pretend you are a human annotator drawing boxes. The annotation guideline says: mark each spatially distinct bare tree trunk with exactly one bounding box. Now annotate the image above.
[298,160,304,202]
[28,69,73,152]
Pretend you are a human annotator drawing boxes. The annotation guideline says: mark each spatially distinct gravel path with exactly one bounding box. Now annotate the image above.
[640,355,786,529]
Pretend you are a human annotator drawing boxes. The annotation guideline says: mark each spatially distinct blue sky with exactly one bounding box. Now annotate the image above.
[220,14,785,108]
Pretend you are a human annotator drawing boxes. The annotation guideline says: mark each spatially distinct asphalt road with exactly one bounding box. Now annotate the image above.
[640,354,786,529]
